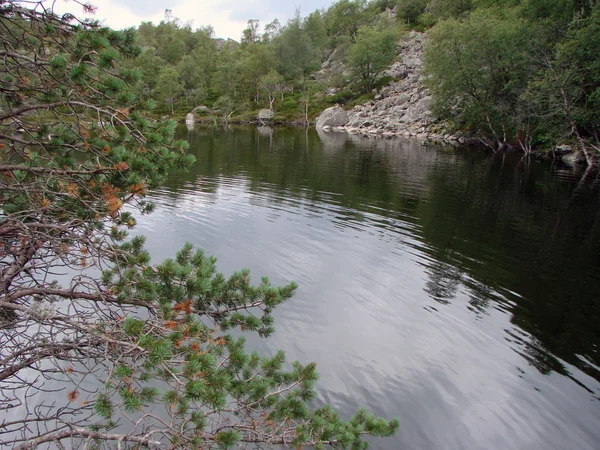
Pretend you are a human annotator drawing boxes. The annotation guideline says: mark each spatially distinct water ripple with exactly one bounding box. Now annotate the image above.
[132,126,600,450]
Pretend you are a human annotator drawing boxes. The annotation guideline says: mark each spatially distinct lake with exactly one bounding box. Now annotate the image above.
[134,125,600,450]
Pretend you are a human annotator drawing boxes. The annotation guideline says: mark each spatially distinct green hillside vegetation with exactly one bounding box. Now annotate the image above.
[126,1,403,122]
[128,0,599,160]
[420,0,600,161]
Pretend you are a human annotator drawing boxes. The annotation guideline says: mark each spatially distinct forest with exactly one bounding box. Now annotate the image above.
[128,0,599,160]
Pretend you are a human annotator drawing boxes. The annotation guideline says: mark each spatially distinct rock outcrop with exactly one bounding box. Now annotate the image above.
[315,105,349,129]
[320,31,464,144]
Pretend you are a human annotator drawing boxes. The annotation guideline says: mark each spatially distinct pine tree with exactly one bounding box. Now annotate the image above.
[0,2,399,448]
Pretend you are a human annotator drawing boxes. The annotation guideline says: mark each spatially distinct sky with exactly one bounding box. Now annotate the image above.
[54,0,335,40]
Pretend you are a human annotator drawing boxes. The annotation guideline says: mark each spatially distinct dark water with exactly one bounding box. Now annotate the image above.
[135,125,600,450]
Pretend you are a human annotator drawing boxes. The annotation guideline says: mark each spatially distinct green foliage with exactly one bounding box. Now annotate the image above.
[423,8,530,144]
[326,0,368,44]
[241,19,261,45]
[563,4,600,134]
[94,394,113,420]
[117,0,600,151]
[213,95,235,120]
[259,69,284,110]
[155,67,184,114]
[155,21,187,64]
[422,0,600,155]
[214,430,242,448]
[122,0,418,122]
[273,16,321,80]
[304,10,329,53]
[347,18,401,92]
[524,2,600,156]
[396,0,427,24]
[428,0,473,19]
[123,318,145,336]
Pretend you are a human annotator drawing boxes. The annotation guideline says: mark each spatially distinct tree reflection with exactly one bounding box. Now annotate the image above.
[165,125,600,381]
[423,260,462,305]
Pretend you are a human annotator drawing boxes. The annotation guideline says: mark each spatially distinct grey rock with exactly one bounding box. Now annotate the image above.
[257,109,275,120]
[185,113,195,124]
[386,62,408,79]
[412,97,431,117]
[311,69,328,81]
[316,106,348,129]
[381,87,393,98]
[403,56,421,69]
[395,94,411,106]
[347,117,364,127]
[409,31,424,43]
[192,105,210,114]
[322,46,342,70]
[390,107,405,119]
[312,30,449,142]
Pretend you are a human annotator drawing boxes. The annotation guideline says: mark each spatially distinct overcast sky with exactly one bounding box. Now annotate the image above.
[55,0,335,40]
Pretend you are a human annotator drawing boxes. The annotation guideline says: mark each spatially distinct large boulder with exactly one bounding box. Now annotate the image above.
[185,112,195,124]
[257,109,275,121]
[316,106,348,129]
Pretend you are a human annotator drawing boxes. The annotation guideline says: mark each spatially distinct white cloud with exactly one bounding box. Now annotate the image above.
[53,0,335,40]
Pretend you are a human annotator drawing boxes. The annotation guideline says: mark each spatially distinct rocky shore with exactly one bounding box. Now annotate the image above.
[316,31,466,145]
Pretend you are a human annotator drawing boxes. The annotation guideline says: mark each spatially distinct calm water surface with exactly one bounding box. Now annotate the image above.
[135,125,600,450]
